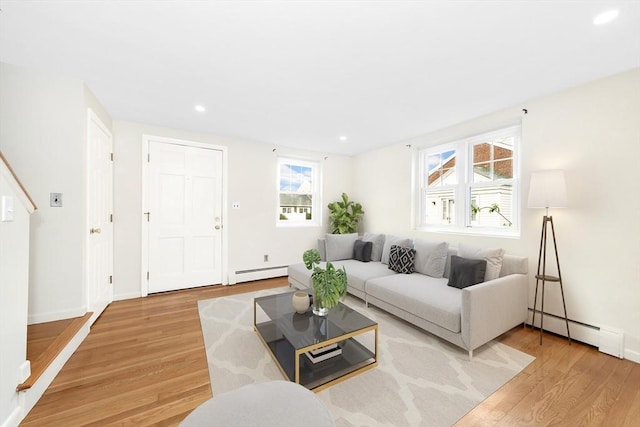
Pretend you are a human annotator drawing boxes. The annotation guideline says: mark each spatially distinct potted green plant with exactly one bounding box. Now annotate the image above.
[303,249,347,316]
[327,192,364,234]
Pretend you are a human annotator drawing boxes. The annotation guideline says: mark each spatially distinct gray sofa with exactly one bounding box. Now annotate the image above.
[287,233,528,358]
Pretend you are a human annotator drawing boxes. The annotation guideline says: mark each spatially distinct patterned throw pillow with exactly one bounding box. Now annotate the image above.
[388,245,416,274]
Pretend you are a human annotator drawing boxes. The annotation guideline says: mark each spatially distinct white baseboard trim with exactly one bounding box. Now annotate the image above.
[28,307,86,325]
[229,266,288,285]
[113,291,141,301]
[18,360,31,383]
[624,348,640,364]
[1,406,22,427]
[22,316,91,416]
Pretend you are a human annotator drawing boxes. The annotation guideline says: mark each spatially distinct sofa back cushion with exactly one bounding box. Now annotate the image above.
[381,235,412,265]
[362,233,385,262]
[458,243,505,281]
[499,254,529,276]
[413,239,449,278]
[325,233,359,261]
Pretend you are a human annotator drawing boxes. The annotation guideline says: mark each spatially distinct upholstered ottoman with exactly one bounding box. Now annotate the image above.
[179,381,335,427]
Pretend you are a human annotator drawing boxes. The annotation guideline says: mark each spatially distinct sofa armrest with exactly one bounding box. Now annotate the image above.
[461,274,528,351]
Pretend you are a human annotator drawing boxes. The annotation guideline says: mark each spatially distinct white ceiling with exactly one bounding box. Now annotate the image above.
[1,1,639,156]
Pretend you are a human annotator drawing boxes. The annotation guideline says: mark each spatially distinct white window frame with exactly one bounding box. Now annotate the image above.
[276,157,322,228]
[413,124,521,237]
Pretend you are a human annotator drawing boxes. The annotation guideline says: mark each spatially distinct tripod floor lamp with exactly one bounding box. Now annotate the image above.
[528,170,571,345]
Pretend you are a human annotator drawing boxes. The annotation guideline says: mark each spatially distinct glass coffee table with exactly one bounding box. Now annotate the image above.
[254,291,378,392]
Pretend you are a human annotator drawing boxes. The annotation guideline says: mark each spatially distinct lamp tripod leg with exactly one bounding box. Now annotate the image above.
[549,217,571,344]
[532,216,546,333]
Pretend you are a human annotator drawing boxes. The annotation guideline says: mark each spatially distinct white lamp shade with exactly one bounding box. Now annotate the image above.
[527,170,567,208]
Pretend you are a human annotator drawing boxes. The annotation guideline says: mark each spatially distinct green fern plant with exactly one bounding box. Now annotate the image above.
[327,193,364,234]
[303,249,347,312]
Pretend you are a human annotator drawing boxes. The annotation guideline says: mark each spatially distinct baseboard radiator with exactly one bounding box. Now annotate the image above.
[527,308,628,360]
[230,265,288,285]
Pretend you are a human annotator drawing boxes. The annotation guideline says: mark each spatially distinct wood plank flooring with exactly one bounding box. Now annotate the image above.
[19,313,93,391]
[21,278,285,426]
[26,318,77,361]
[21,278,640,426]
[455,326,640,426]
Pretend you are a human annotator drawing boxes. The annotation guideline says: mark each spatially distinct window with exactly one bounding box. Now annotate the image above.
[277,157,321,226]
[415,125,520,234]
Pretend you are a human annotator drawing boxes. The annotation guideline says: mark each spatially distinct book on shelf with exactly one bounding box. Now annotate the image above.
[306,343,342,364]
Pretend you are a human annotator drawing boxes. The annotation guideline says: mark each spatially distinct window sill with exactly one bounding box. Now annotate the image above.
[415,225,520,239]
[276,221,322,228]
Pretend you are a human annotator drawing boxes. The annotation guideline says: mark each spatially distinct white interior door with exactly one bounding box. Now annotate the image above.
[148,141,223,293]
[86,110,113,319]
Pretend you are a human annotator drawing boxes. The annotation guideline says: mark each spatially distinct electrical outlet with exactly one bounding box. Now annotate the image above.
[232,202,240,209]
[264,254,269,262]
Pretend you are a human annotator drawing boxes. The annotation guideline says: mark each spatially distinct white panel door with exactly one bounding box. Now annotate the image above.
[148,141,223,293]
[86,110,113,317]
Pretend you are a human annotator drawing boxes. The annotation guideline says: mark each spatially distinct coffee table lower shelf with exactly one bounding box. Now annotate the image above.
[255,321,378,392]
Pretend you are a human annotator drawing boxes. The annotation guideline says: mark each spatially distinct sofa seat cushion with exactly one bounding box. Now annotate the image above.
[288,260,397,294]
[288,262,314,289]
[336,260,397,293]
[366,274,462,333]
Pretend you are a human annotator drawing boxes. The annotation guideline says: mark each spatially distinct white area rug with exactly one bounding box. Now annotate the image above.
[198,288,534,427]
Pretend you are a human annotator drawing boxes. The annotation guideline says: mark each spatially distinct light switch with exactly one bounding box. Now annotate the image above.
[1,196,14,221]
[50,193,62,207]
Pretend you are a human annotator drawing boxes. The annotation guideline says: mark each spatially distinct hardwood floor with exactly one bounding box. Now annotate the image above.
[19,313,93,391]
[22,278,640,426]
[21,278,285,426]
[456,327,640,427]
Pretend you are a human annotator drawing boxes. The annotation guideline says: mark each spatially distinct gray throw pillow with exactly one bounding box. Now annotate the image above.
[325,233,359,261]
[447,255,487,289]
[353,240,372,262]
[388,245,416,274]
[362,233,385,262]
[381,235,412,265]
[458,243,505,281]
[413,239,449,278]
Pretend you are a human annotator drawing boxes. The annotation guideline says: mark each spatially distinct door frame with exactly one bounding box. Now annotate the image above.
[141,135,229,297]
[85,108,114,322]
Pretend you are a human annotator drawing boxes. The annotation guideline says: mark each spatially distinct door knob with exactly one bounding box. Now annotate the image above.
[214,225,221,230]
[90,228,102,234]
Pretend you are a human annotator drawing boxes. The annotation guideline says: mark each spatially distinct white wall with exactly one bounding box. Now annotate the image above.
[112,121,353,300]
[0,63,87,323]
[4,60,637,362]
[0,159,35,427]
[353,68,640,361]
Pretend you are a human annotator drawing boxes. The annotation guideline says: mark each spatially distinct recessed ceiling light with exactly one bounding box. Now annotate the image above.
[339,136,348,141]
[593,10,619,25]
[194,105,206,113]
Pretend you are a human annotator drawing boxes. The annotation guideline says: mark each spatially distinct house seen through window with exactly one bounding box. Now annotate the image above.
[277,157,320,226]
[415,125,520,234]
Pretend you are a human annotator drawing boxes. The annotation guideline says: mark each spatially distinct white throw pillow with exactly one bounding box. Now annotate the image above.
[325,233,359,261]
[413,239,449,278]
[381,235,412,265]
[458,243,505,281]
[362,233,385,262]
